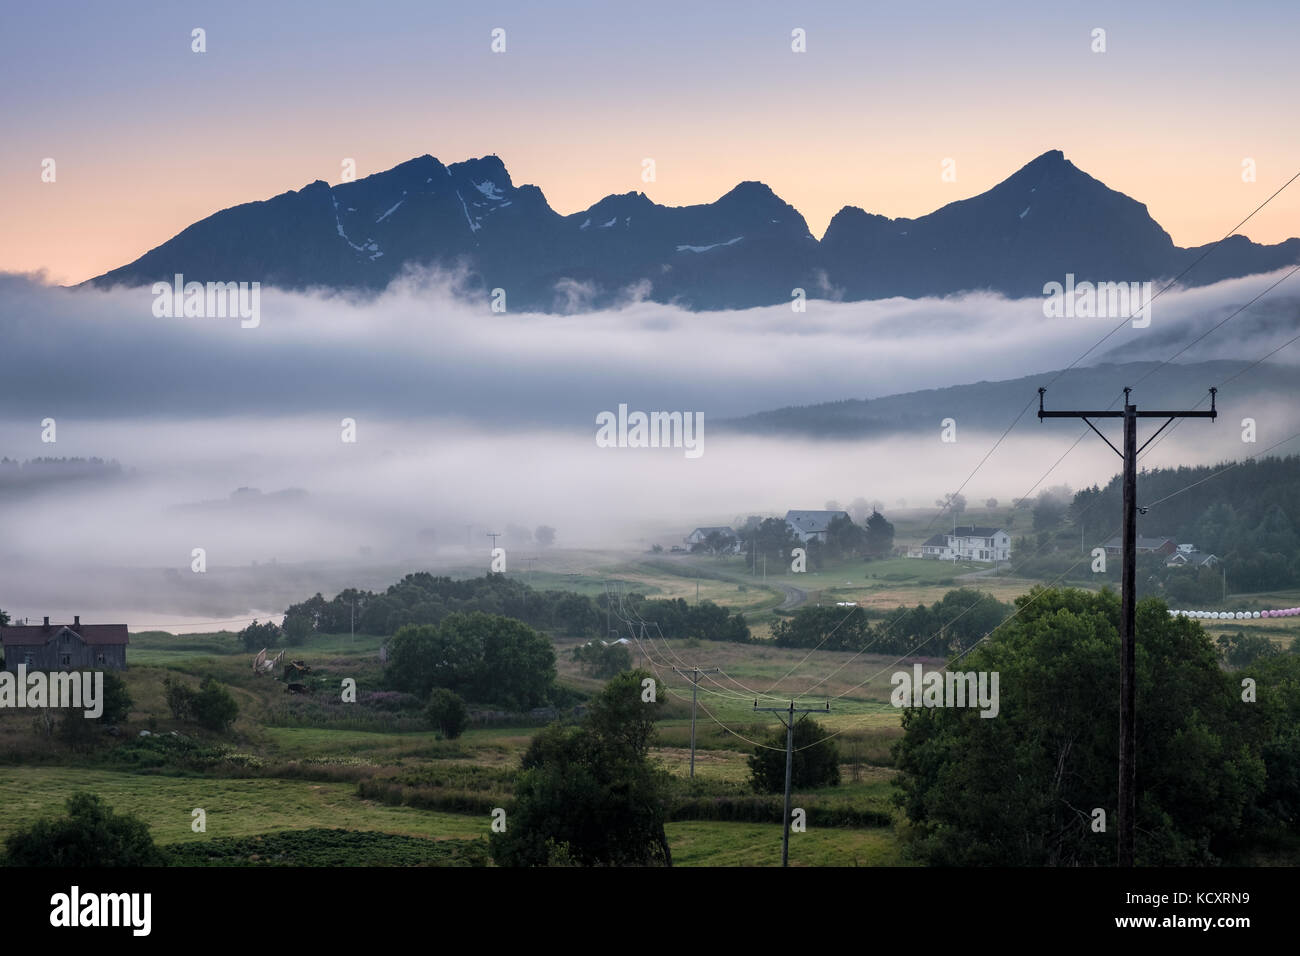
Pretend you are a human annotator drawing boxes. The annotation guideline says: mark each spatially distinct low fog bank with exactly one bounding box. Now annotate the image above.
[2,266,1295,626]
[2,409,1292,628]
[0,268,1296,425]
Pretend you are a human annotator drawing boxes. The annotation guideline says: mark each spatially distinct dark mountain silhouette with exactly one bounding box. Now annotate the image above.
[90,150,1298,311]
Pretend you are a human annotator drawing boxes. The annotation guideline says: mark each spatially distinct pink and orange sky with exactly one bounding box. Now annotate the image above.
[3,0,1298,284]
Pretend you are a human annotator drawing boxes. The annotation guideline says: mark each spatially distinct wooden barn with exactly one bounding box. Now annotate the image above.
[1,616,129,671]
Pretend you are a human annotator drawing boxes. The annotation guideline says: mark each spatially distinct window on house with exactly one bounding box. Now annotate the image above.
[60,654,71,667]
[24,652,34,666]
[96,653,106,664]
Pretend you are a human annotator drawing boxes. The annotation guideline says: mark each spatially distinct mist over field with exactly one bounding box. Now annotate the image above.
[1,268,1297,625]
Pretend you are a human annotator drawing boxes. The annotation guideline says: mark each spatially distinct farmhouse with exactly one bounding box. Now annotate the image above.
[1,616,128,671]
[1167,546,1220,569]
[684,526,740,553]
[909,527,1011,563]
[1103,536,1176,557]
[785,510,852,543]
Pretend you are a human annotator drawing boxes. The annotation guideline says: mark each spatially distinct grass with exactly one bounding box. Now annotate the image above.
[163,828,490,866]
[665,820,908,866]
[23,544,1295,866]
[0,763,907,866]
[0,767,490,845]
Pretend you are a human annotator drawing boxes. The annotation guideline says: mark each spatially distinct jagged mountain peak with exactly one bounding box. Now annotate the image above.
[89,149,1299,311]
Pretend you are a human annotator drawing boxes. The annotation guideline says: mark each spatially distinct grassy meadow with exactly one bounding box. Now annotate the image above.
[4,541,1296,867]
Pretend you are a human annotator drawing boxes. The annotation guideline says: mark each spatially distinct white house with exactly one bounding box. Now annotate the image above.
[1167,548,1219,569]
[909,526,1011,563]
[784,510,852,543]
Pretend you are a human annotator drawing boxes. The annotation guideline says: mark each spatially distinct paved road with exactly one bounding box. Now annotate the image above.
[708,565,807,612]
[775,582,808,610]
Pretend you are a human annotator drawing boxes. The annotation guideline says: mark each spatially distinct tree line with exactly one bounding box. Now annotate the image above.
[279,573,751,644]
[1010,456,1300,600]
[771,588,1010,657]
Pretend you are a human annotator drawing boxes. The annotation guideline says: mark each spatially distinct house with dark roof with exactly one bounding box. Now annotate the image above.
[1,616,128,671]
[1103,536,1176,556]
[784,510,852,543]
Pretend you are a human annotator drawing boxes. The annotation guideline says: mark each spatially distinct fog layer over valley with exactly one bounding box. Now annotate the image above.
[1,269,1296,626]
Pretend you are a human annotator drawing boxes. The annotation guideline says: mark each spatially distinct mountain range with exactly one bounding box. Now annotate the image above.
[91,151,1300,311]
[720,360,1297,439]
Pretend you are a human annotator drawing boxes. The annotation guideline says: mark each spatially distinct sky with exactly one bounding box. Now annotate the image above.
[3,0,1300,283]
[3,1,1299,627]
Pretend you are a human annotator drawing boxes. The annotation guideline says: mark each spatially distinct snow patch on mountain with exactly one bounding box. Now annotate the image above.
[456,191,482,233]
[676,236,743,253]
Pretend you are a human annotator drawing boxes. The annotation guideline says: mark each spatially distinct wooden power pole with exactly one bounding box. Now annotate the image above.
[1038,385,1217,866]
[674,666,720,778]
[753,699,830,867]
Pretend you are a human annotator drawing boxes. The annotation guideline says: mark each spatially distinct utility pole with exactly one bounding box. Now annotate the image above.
[674,666,719,778]
[350,597,354,644]
[1038,385,1216,867]
[753,699,830,867]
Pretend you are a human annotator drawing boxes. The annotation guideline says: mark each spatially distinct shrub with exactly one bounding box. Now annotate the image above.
[4,792,164,867]
[282,614,312,647]
[425,688,469,740]
[490,670,672,867]
[748,717,840,793]
[99,671,133,725]
[164,678,195,721]
[192,677,239,732]
[239,619,282,652]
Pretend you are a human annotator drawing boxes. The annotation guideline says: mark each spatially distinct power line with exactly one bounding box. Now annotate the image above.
[924,164,1300,533]
[802,426,1300,744]
[674,666,720,777]
[1138,318,1300,464]
[1038,384,1219,867]
[1141,430,1300,511]
[753,698,831,866]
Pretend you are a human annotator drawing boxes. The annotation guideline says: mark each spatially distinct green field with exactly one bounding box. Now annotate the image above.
[6,545,1294,867]
[0,571,916,866]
